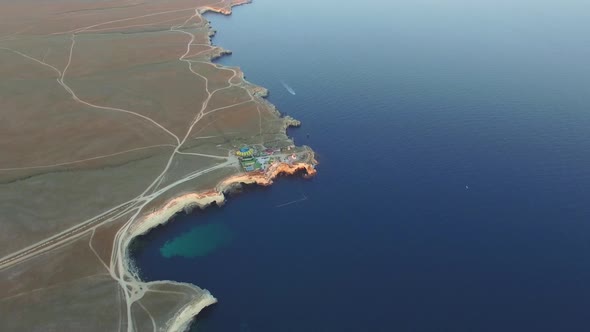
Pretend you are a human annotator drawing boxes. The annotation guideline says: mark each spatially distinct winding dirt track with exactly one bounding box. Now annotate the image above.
[0,1,315,330]
[1,5,246,329]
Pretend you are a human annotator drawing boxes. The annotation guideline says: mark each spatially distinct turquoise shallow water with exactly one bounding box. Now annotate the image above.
[159,222,232,259]
[132,0,590,331]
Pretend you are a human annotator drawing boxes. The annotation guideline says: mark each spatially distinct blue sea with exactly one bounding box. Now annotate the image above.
[132,0,590,331]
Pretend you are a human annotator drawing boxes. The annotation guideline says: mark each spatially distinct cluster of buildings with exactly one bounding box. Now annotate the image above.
[235,146,278,172]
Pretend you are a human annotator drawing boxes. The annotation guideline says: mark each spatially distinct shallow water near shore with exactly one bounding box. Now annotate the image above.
[132,0,590,331]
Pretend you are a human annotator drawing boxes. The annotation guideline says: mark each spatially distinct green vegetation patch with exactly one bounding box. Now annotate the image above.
[160,223,233,258]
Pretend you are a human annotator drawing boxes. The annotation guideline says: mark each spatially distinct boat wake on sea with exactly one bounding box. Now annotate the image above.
[276,193,307,208]
[281,80,296,95]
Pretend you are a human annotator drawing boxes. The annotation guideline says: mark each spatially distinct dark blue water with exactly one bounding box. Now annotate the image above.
[132,0,590,331]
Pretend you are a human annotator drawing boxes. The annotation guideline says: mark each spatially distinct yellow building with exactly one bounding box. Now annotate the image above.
[236,147,254,158]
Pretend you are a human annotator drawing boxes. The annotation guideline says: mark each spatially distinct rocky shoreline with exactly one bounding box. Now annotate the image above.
[124,159,316,331]
[129,160,316,238]
[118,2,317,331]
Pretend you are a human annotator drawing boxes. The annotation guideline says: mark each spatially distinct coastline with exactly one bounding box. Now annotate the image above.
[117,2,317,331]
[129,159,316,239]
[125,160,317,332]
[127,158,317,258]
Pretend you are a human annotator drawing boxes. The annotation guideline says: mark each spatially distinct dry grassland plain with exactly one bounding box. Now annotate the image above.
[0,0,316,331]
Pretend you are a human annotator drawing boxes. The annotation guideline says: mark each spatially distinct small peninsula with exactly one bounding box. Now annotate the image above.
[0,0,316,331]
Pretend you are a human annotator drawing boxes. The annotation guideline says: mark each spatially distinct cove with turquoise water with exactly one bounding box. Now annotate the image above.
[131,0,590,331]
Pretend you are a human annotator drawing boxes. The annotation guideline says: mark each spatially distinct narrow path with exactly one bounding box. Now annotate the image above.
[1,4,266,331]
[0,144,175,171]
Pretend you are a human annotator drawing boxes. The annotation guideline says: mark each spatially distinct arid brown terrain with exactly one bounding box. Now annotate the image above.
[0,0,315,331]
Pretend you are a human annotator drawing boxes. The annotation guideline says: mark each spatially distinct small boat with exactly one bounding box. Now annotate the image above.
[281,81,296,95]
